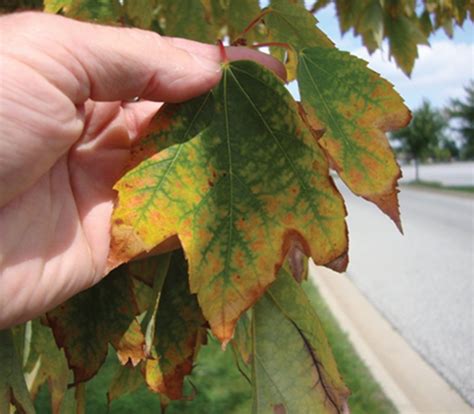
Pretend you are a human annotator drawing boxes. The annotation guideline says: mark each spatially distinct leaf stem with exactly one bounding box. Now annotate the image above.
[250,42,292,52]
[217,39,228,63]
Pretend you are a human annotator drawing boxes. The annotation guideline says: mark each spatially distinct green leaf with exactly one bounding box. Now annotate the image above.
[228,0,262,42]
[128,254,171,287]
[251,267,349,413]
[62,0,123,22]
[0,329,35,414]
[264,0,334,80]
[160,0,215,42]
[111,60,348,343]
[385,15,429,76]
[107,363,145,405]
[128,255,171,317]
[145,250,207,400]
[356,1,384,53]
[298,47,411,229]
[334,0,365,34]
[231,312,252,366]
[124,0,157,28]
[418,9,434,37]
[138,255,171,355]
[266,0,333,50]
[46,266,144,383]
[43,0,73,13]
[24,320,71,414]
[130,277,154,315]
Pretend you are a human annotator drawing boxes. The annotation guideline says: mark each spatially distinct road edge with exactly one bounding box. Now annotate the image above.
[310,262,473,414]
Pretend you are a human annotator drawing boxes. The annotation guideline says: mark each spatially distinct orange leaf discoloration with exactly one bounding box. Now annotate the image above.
[110,62,348,343]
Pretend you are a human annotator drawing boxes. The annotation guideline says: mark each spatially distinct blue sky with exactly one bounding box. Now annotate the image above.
[308,4,474,110]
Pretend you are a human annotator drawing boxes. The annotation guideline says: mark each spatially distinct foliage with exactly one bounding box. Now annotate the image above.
[0,0,43,13]
[2,0,471,413]
[311,0,473,75]
[449,81,474,159]
[32,280,396,413]
[0,329,35,414]
[392,100,448,180]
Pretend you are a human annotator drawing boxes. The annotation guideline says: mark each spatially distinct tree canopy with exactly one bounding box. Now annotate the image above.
[312,0,472,75]
[1,0,472,76]
[392,100,448,179]
[449,81,474,159]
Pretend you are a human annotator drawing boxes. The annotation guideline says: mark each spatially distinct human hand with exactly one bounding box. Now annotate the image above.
[0,12,285,328]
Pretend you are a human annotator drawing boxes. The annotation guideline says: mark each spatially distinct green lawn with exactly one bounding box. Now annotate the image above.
[35,280,397,413]
[403,180,474,194]
[303,281,397,414]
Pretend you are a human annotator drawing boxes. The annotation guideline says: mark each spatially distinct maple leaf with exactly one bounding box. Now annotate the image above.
[107,362,145,406]
[355,1,384,53]
[231,312,252,367]
[128,254,171,287]
[266,0,333,50]
[46,266,145,384]
[124,0,156,29]
[23,320,71,414]
[110,60,348,343]
[251,266,350,414]
[298,47,411,230]
[227,0,262,42]
[130,276,154,315]
[127,255,171,321]
[144,250,207,400]
[0,329,35,414]
[43,0,73,13]
[333,0,364,34]
[73,0,123,21]
[160,0,215,43]
[385,15,429,76]
[262,0,333,80]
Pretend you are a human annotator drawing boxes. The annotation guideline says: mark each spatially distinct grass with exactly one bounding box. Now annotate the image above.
[303,281,397,414]
[35,280,397,413]
[403,180,474,194]
[35,339,251,414]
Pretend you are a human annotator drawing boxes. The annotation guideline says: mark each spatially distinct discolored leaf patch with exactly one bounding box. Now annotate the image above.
[110,60,348,343]
[298,47,411,230]
[46,266,145,384]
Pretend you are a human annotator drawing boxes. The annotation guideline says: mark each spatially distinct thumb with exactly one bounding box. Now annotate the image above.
[2,12,285,104]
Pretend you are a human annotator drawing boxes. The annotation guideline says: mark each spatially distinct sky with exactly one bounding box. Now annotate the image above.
[295,3,474,110]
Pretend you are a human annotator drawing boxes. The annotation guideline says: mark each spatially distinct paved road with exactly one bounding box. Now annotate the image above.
[336,181,474,405]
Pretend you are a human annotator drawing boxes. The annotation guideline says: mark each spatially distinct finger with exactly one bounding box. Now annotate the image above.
[165,37,287,82]
[2,12,285,105]
[122,101,163,143]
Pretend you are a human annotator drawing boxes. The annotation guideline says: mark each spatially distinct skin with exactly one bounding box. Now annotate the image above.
[0,12,285,329]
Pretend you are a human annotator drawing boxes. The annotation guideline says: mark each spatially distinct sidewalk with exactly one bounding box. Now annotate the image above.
[310,262,473,414]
